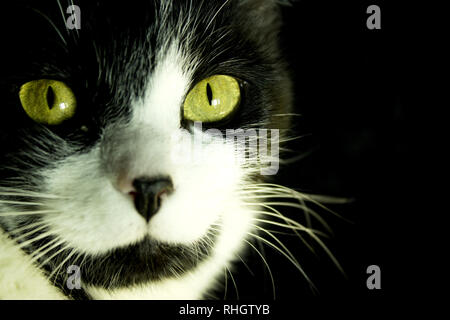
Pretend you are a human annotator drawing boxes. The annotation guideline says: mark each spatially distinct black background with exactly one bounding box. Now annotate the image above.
[0,0,426,309]
[219,0,421,299]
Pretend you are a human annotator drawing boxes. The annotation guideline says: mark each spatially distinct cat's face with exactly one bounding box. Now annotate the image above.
[0,0,291,298]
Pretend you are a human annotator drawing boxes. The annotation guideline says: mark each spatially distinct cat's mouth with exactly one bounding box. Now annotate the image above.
[24,225,219,296]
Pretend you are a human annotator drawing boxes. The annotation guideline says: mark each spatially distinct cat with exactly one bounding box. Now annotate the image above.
[0,0,337,299]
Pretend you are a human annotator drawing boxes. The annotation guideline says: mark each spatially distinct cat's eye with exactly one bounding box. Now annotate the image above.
[19,79,77,125]
[183,75,241,123]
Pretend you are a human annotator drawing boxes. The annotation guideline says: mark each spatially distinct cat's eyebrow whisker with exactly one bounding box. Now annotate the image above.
[204,0,232,33]
[56,0,69,36]
[29,8,67,48]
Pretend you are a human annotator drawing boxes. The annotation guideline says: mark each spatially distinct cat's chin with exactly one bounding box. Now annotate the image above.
[45,230,218,294]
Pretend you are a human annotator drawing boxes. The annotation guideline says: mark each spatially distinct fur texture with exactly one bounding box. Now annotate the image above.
[0,0,299,299]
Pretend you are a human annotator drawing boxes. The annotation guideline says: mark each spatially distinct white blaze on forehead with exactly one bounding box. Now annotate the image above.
[132,43,194,132]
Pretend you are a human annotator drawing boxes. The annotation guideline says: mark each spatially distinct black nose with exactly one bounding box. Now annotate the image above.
[132,177,173,222]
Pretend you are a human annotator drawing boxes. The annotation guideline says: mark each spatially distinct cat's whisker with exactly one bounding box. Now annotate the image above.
[251,217,327,238]
[56,0,69,37]
[297,196,312,228]
[225,265,239,300]
[12,224,49,243]
[29,237,63,264]
[0,200,47,206]
[247,183,352,205]
[204,0,232,33]
[240,187,352,222]
[17,230,56,249]
[222,267,229,299]
[235,252,255,277]
[9,221,47,235]
[271,113,303,117]
[279,151,316,165]
[49,246,78,281]
[59,250,84,287]
[0,210,58,217]
[29,8,67,47]
[0,191,65,199]
[247,230,317,292]
[258,202,332,234]
[252,217,320,254]
[253,203,331,249]
[287,194,315,248]
[252,212,345,275]
[35,241,69,271]
[243,239,276,299]
[252,225,303,267]
[241,194,317,200]
[240,181,343,283]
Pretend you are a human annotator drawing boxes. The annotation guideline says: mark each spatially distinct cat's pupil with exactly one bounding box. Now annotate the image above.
[206,83,213,105]
[46,86,55,109]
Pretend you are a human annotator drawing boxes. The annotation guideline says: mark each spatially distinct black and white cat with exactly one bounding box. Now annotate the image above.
[0,0,335,299]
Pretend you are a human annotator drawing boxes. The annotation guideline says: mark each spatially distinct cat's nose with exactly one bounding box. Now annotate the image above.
[131,177,173,222]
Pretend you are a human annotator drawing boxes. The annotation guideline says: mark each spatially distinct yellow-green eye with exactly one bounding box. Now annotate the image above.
[183,75,241,123]
[19,79,77,125]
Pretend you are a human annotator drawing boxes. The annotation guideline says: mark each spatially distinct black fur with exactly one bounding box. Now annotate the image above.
[0,0,290,297]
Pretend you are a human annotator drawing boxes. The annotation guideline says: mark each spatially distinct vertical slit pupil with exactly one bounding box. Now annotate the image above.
[206,83,213,105]
[46,86,55,109]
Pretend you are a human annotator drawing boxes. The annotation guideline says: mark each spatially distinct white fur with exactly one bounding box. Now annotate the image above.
[0,4,267,299]
[0,228,65,299]
[0,38,258,299]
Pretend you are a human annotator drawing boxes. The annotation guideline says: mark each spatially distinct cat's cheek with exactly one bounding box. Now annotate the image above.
[40,154,149,254]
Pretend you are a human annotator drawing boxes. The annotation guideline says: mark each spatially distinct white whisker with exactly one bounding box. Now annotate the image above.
[0,210,58,217]
[244,239,276,299]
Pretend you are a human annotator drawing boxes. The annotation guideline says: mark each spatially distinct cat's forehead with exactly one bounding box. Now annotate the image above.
[0,0,288,146]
